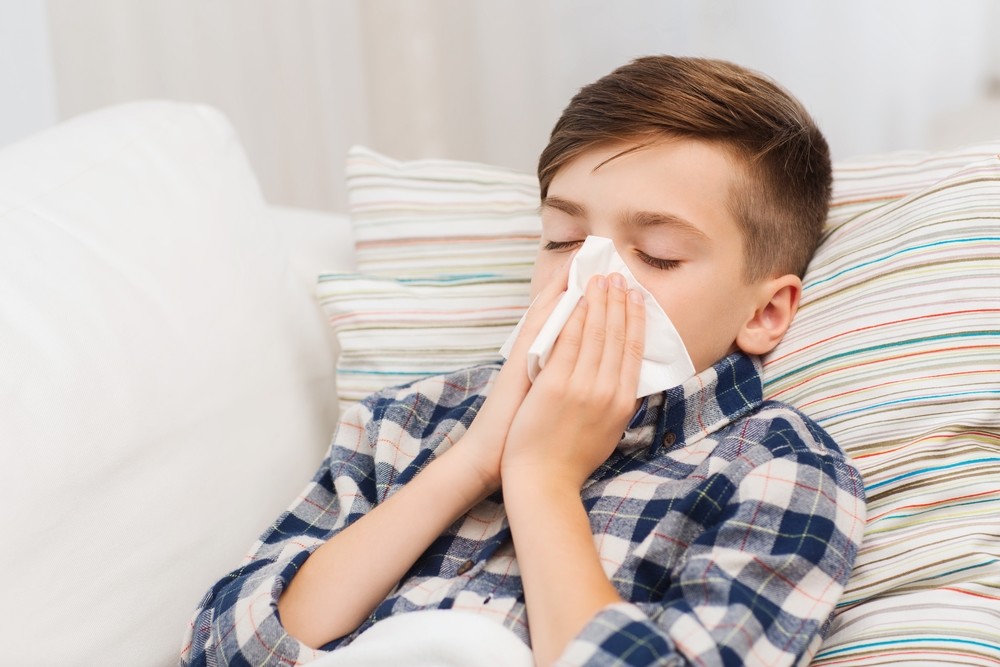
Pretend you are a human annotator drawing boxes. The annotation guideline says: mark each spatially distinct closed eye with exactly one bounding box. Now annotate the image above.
[637,251,681,270]
[543,240,584,252]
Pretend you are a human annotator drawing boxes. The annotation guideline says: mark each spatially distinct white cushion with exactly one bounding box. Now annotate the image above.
[0,101,338,664]
[268,204,357,282]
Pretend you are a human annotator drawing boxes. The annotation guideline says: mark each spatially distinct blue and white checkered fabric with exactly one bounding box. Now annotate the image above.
[181,352,865,666]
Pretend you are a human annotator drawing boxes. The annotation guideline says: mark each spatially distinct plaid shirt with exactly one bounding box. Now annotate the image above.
[181,352,866,666]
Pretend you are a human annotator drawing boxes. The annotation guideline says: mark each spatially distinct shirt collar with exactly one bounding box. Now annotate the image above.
[619,351,764,458]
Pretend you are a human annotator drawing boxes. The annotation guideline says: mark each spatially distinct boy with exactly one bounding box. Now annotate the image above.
[182,56,865,666]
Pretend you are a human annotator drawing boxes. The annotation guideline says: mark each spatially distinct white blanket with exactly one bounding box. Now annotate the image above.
[309,610,535,667]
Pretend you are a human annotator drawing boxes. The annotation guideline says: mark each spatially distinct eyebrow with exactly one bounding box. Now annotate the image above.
[542,196,709,241]
[541,196,585,218]
[626,210,710,241]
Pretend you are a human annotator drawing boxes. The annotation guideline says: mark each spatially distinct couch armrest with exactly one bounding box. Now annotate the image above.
[0,101,339,665]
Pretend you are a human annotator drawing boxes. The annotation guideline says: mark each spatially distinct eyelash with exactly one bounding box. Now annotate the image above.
[637,251,681,271]
[543,240,582,251]
[543,241,681,270]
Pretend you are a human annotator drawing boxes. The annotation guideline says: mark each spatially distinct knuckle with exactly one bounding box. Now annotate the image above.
[559,328,583,349]
[591,385,615,406]
[625,338,645,360]
[586,325,607,345]
[539,380,564,402]
[613,395,635,420]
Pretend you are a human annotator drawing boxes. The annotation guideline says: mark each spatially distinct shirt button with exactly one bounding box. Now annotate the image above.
[457,559,474,575]
[661,431,676,447]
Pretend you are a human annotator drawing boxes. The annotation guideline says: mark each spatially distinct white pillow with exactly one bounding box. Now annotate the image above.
[0,101,338,665]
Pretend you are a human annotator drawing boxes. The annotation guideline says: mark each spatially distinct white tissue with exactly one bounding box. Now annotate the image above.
[499,236,695,398]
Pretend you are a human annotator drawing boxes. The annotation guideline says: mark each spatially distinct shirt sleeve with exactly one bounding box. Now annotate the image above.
[179,398,382,666]
[555,408,867,667]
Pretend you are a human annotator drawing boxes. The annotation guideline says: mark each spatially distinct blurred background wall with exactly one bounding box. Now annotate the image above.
[4,0,1000,212]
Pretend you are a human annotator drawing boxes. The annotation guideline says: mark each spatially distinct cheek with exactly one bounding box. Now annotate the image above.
[528,251,557,299]
[529,275,543,299]
[660,299,699,348]
[645,283,695,339]
[646,277,738,372]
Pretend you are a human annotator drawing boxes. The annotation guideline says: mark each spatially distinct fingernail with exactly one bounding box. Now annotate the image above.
[595,275,608,290]
[610,273,626,290]
[628,289,644,304]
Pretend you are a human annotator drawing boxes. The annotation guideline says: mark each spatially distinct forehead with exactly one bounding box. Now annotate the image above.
[543,139,742,241]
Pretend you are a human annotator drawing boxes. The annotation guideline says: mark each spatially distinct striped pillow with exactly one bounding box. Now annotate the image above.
[827,140,1000,231]
[344,145,541,279]
[345,141,1000,278]
[765,154,1000,665]
[327,144,1000,665]
[317,273,530,414]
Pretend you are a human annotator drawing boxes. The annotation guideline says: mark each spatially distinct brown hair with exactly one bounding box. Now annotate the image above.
[538,55,831,281]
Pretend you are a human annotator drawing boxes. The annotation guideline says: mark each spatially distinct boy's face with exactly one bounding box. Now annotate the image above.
[532,138,766,373]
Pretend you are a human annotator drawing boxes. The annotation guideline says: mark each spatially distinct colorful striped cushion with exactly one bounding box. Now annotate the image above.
[766,153,1000,665]
[345,145,541,279]
[317,273,530,414]
[826,140,1000,231]
[345,141,1000,281]
[324,144,1000,665]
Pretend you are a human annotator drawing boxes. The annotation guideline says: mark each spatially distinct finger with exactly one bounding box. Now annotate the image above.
[572,273,610,378]
[619,288,646,395]
[491,273,574,413]
[596,272,629,384]
[533,253,573,304]
[543,291,588,375]
[506,258,573,361]
[525,259,571,327]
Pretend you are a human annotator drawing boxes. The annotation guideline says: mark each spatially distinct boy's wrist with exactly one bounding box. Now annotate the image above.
[501,466,580,506]
[437,436,501,503]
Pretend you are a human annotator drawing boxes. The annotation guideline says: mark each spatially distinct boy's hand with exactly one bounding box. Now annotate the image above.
[501,272,646,490]
[499,271,645,664]
[455,258,573,493]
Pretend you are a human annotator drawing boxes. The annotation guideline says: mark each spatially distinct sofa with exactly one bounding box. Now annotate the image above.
[1,101,997,665]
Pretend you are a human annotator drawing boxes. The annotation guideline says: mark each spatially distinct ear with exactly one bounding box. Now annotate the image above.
[735,274,801,356]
